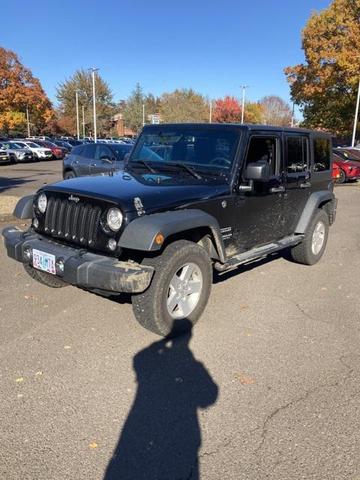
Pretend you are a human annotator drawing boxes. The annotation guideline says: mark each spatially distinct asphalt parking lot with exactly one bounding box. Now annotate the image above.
[1,161,360,480]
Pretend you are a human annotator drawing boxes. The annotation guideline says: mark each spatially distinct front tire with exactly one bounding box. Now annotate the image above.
[63,170,76,180]
[290,209,329,265]
[131,240,212,337]
[23,264,67,288]
[336,169,346,184]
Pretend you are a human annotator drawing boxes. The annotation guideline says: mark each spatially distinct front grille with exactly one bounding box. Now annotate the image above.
[44,196,102,247]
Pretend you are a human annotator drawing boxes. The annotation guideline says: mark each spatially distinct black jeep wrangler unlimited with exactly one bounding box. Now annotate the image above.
[2,124,337,336]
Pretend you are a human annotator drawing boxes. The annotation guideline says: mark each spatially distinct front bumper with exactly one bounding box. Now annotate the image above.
[2,226,154,293]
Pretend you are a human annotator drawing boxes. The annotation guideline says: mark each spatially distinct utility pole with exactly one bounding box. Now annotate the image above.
[26,107,31,137]
[75,90,80,140]
[209,100,212,123]
[291,102,295,127]
[82,105,85,138]
[351,78,360,147]
[89,67,99,142]
[240,85,249,124]
[142,104,145,126]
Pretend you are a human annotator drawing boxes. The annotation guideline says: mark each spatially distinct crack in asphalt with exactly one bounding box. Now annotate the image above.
[253,354,355,458]
[199,438,233,459]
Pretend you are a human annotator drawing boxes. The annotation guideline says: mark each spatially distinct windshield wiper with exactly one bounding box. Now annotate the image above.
[129,160,157,173]
[163,162,202,179]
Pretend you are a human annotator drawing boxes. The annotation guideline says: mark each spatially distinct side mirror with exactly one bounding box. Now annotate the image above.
[100,155,112,164]
[245,161,271,182]
[239,161,271,192]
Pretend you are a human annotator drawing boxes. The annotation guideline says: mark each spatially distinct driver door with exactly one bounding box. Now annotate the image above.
[219,133,287,254]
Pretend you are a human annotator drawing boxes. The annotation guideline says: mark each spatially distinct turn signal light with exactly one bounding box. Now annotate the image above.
[155,233,164,245]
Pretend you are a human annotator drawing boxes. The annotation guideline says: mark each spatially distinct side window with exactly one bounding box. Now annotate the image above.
[82,144,96,158]
[96,145,112,160]
[245,136,278,176]
[286,136,308,173]
[313,137,331,172]
[73,146,84,156]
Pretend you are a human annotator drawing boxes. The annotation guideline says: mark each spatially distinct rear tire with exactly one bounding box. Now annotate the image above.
[290,209,329,265]
[23,264,67,288]
[131,240,212,337]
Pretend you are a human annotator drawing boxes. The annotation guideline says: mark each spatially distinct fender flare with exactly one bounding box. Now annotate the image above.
[295,191,335,234]
[13,195,34,219]
[118,209,226,262]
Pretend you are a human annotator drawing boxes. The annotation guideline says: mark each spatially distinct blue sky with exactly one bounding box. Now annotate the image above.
[1,0,330,115]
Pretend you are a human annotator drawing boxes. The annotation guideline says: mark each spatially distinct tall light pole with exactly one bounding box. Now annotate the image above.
[75,89,80,140]
[240,85,249,124]
[26,107,31,137]
[142,104,145,126]
[351,78,360,147]
[291,101,295,127]
[89,67,99,142]
[82,105,85,138]
[209,100,212,123]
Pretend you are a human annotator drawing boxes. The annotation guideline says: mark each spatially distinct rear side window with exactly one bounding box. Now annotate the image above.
[72,145,84,156]
[313,137,331,172]
[82,144,96,158]
[286,136,308,173]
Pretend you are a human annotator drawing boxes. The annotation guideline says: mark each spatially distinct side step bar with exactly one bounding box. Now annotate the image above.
[214,234,304,272]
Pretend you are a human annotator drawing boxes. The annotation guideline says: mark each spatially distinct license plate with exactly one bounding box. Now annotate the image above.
[32,249,56,275]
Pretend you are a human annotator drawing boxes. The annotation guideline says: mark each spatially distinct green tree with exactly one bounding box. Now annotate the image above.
[0,47,54,135]
[244,102,264,124]
[284,0,360,135]
[56,69,114,136]
[160,89,209,123]
[122,83,145,133]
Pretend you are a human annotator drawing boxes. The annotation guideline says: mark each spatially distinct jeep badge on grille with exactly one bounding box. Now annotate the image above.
[68,195,80,203]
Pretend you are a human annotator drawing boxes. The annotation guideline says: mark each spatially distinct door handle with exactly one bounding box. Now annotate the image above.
[300,182,311,188]
[270,185,285,193]
[90,163,97,166]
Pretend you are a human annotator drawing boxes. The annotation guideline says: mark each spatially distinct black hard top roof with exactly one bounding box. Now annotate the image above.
[142,123,330,136]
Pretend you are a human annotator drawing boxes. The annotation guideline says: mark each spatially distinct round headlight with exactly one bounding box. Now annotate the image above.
[38,193,47,213]
[106,208,123,232]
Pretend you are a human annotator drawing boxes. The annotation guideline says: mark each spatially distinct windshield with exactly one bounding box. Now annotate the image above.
[27,142,40,148]
[128,127,240,174]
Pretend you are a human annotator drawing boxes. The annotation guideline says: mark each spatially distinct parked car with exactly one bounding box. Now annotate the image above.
[12,140,53,160]
[52,139,73,153]
[0,141,34,163]
[333,154,360,183]
[334,147,360,162]
[29,139,65,159]
[3,124,337,337]
[65,139,84,147]
[62,142,133,179]
[28,136,54,143]
[332,162,341,182]
[0,148,10,164]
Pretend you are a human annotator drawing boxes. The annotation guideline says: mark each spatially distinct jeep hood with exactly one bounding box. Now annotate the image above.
[42,171,230,213]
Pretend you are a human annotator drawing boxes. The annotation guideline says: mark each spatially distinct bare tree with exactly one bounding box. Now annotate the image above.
[260,96,292,126]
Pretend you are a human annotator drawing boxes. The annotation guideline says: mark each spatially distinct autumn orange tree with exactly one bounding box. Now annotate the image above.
[0,47,54,135]
[284,0,360,135]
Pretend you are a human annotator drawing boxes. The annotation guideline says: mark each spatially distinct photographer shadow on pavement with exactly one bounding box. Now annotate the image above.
[104,319,219,480]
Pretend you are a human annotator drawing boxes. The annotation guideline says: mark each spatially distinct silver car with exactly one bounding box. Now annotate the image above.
[13,140,52,160]
[0,142,34,163]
